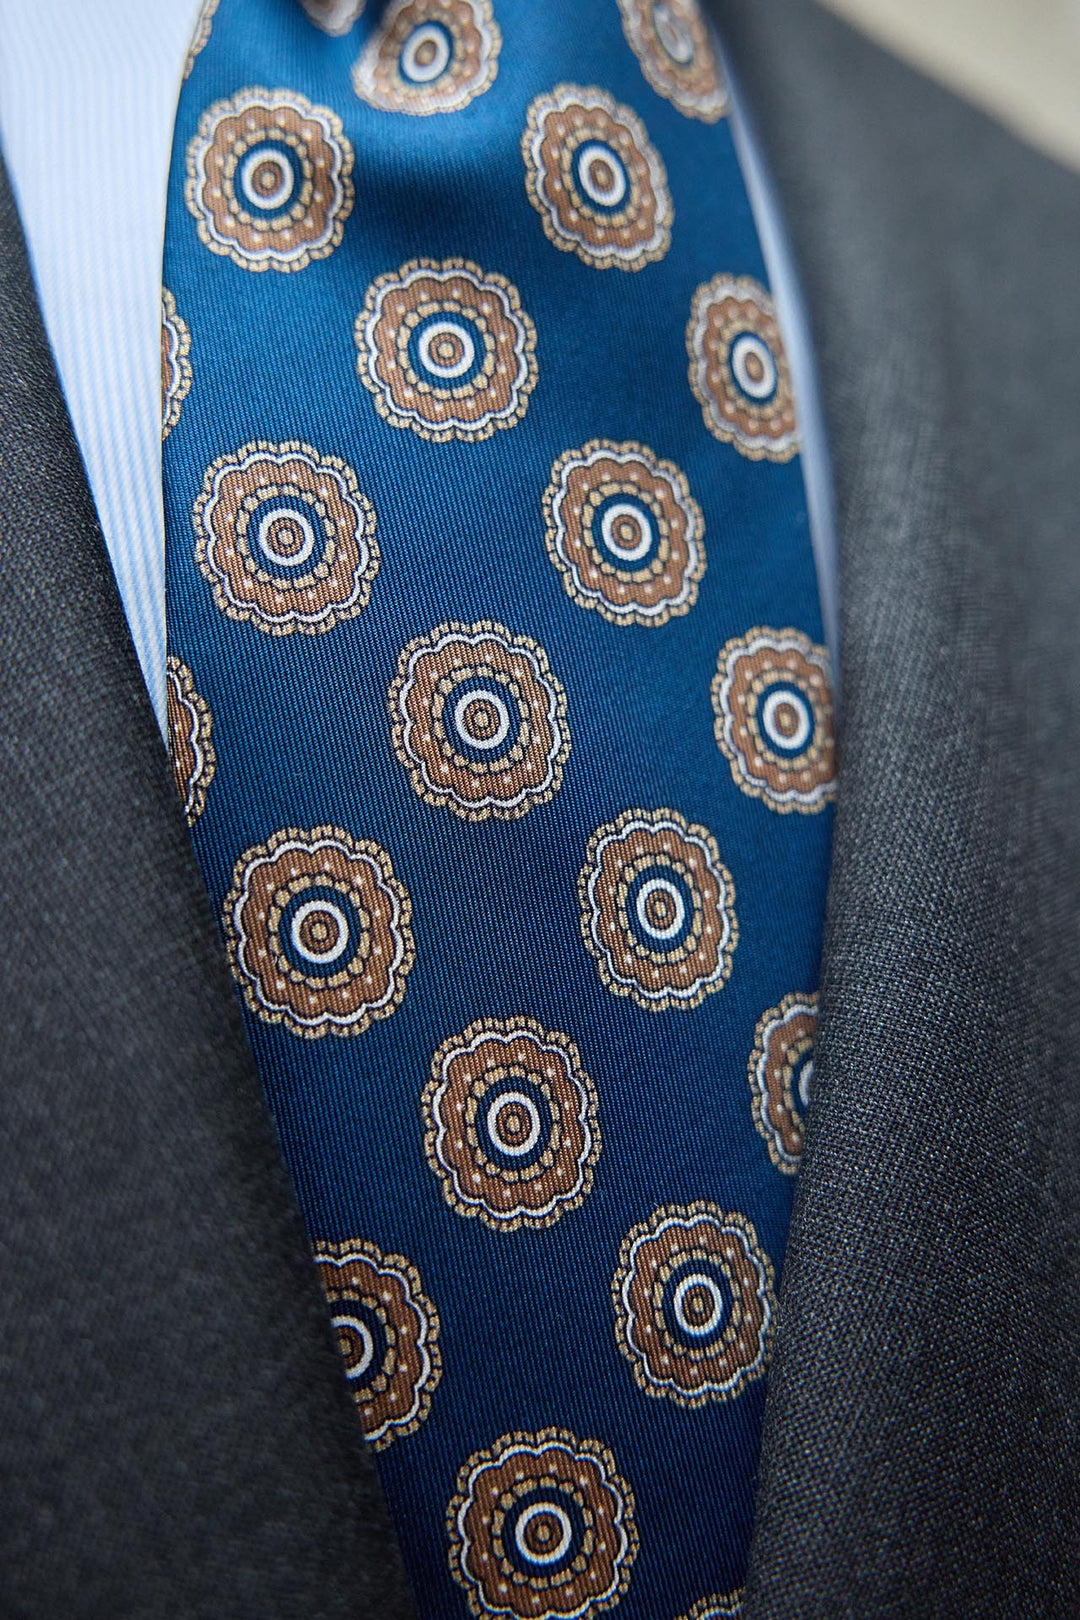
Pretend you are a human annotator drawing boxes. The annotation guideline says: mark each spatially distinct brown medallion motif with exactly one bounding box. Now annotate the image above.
[224,824,414,1039]
[357,258,537,442]
[579,809,737,1012]
[748,992,817,1173]
[352,0,500,115]
[161,287,192,440]
[617,0,728,122]
[185,87,354,272]
[314,1237,441,1449]
[165,655,216,826]
[543,439,705,626]
[424,1018,600,1230]
[389,621,570,820]
[193,440,378,636]
[183,0,220,79]
[712,628,835,813]
[687,274,799,460]
[523,85,671,271]
[613,1202,776,1406]
[448,1427,638,1619]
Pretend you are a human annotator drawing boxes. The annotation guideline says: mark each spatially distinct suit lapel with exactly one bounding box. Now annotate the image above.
[711,2,1080,1612]
[0,153,415,1618]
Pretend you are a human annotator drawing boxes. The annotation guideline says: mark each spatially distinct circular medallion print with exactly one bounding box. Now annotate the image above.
[161,288,192,440]
[352,0,500,115]
[301,0,365,33]
[613,1202,776,1406]
[617,0,728,122]
[193,440,378,636]
[314,1237,441,1449]
[749,992,817,1173]
[579,809,737,1012]
[523,85,671,271]
[165,656,215,826]
[224,825,414,1039]
[543,440,705,626]
[687,275,798,460]
[712,628,835,812]
[448,1427,638,1620]
[184,0,219,78]
[424,1018,600,1230]
[185,88,354,272]
[676,1597,744,1620]
[357,258,537,442]
[390,621,570,820]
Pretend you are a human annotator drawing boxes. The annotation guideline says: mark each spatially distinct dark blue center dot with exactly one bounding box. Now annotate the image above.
[626,864,696,954]
[247,494,323,575]
[502,1488,587,1577]
[279,885,365,980]
[573,139,630,214]
[399,21,454,86]
[756,679,814,758]
[476,1073,552,1171]
[662,1256,733,1349]
[592,492,660,573]
[236,139,304,216]
[445,674,523,765]
[408,311,486,389]
[729,329,779,404]
[331,1296,390,1389]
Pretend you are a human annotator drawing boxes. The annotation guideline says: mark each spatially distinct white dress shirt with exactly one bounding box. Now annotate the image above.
[0,0,838,734]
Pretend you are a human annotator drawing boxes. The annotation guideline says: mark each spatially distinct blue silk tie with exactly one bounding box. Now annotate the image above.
[162,1,835,1613]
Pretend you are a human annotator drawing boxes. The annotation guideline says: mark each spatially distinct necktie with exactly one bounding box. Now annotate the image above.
[162,1,835,1613]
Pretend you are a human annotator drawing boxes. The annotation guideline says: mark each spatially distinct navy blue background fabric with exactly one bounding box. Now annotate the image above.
[163,1,832,1612]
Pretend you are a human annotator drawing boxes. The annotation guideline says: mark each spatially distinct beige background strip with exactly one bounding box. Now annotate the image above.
[820,0,1080,171]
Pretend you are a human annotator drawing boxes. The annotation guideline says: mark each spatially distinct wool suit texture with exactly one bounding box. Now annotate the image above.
[0,1,1077,1616]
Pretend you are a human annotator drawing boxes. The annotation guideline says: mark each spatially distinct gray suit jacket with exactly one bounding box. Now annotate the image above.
[1,1,1077,1614]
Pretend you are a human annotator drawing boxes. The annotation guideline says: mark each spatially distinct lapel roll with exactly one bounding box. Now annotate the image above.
[0,154,415,1619]
[710,1,1080,1613]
